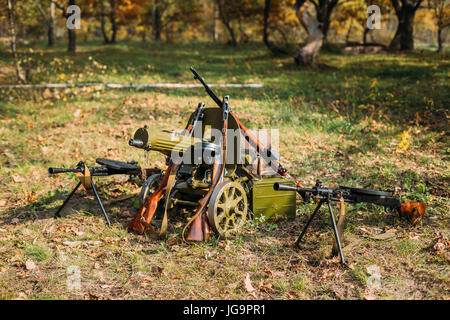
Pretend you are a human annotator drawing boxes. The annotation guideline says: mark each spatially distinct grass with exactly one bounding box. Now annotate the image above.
[0,40,449,300]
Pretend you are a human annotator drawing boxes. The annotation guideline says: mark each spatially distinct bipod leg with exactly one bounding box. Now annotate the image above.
[54,181,82,219]
[295,200,324,248]
[327,199,346,268]
[90,179,111,226]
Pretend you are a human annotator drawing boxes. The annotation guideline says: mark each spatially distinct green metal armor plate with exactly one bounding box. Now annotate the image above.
[251,177,297,221]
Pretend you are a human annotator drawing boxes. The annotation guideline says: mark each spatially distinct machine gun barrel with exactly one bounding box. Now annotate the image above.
[48,165,109,176]
[190,67,222,107]
[48,167,82,174]
[129,139,144,148]
[273,183,302,192]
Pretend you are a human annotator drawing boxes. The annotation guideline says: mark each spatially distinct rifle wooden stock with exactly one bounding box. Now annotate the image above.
[186,162,221,241]
[128,165,172,234]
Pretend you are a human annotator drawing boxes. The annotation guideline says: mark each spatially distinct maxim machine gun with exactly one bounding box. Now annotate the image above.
[127,67,304,241]
[274,180,426,267]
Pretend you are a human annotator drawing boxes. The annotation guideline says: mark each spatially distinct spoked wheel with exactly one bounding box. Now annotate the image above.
[139,173,163,207]
[208,181,248,237]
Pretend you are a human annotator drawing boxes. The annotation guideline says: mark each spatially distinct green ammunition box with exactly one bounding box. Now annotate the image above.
[251,177,297,221]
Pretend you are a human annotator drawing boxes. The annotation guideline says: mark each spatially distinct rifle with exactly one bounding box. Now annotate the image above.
[274,179,401,267]
[190,67,303,188]
[185,96,230,241]
[49,158,143,226]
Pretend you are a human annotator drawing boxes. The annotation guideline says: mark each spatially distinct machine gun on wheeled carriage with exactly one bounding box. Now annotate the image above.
[127,67,304,241]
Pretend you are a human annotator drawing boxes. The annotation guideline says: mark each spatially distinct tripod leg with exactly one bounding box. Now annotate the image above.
[295,200,324,248]
[54,182,82,218]
[90,180,111,226]
[327,200,346,267]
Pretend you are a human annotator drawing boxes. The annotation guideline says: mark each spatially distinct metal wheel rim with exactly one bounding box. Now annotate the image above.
[139,173,162,207]
[208,181,248,236]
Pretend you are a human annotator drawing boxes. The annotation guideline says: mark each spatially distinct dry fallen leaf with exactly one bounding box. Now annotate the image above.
[88,292,100,300]
[12,175,25,183]
[368,231,397,241]
[27,192,38,203]
[244,273,257,297]
[25,259,36,270]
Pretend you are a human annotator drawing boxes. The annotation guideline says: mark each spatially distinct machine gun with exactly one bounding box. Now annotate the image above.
[48,158,144,226]
[274,179,402,267]
[127,68,300,241]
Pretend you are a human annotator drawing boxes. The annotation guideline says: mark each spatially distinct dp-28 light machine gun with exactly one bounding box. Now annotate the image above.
[274,180,403,267]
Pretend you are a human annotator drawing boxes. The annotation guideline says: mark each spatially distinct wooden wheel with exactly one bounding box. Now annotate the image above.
[208,181,248,237]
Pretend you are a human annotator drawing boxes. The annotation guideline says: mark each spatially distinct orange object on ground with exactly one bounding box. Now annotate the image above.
[399,201,427,224]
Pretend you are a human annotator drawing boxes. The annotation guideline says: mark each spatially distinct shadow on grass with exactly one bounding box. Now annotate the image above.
[0,184,138,230]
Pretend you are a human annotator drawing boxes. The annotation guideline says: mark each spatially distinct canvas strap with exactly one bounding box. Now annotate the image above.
[159,166,177,237]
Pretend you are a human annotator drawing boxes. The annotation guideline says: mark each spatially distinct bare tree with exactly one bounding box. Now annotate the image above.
[389,0,423,50]
[212,0,218,42]
[152,0,163,41]
[6,0,25,82]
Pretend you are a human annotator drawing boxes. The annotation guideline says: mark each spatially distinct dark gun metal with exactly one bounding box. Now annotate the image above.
[274,179,401,267]
[48,159,141,226]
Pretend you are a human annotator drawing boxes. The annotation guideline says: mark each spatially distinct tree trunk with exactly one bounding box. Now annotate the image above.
[48,1,55,46]
[6,0,24,82]
[109,0,117,43]
[216,0,237,46]
[68,29,76,52]
[100,1,109,43]
[212,1,218,42]
[67,0,76,53]
[152,1,162,41]
[363,26,370,45]
[437,25,442,52]
[34,0,55,46]
[100,0,117,44]
[389,0,423,51]
[294,3,323,66]
[263,0,287,54]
